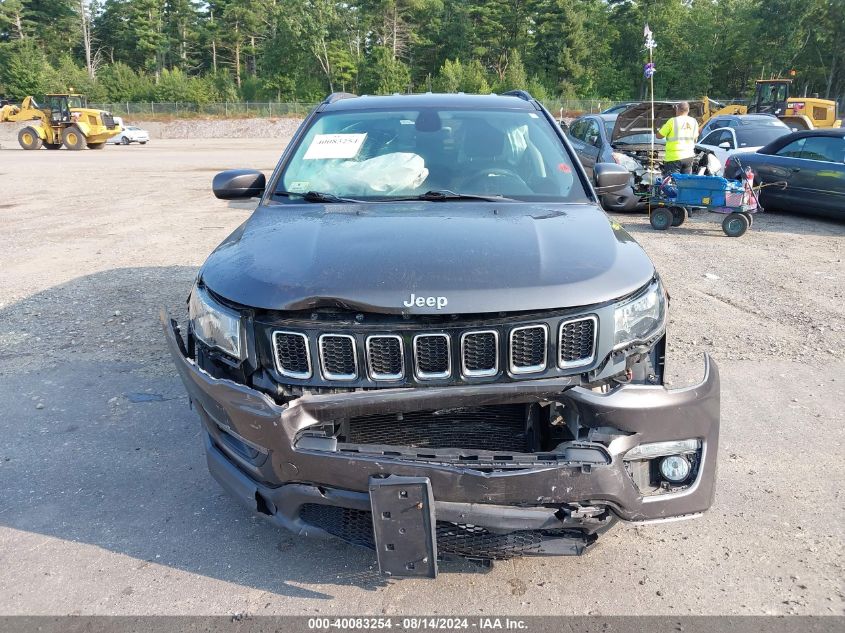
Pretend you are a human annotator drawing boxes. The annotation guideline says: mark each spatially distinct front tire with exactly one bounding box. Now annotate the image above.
[62,126,86,150]
[121,136,130,145]
[722,212,749,237]
[650,208,673,231]
[18,127,43,150]
[670,206,688,227]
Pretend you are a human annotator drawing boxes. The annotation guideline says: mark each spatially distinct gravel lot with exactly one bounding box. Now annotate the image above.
[0,138,842,616]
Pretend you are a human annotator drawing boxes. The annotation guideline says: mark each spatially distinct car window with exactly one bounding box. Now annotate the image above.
[275,108,587,202]
[583,119,601,146]
[797,136,845,163]
[735,126,789,148]
[569,119,586,141]
[603,120,614,138]
[701,129,732,147]
[776,138,806,158]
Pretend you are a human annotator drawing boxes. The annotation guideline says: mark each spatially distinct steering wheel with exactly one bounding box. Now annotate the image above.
[459,167,531,195]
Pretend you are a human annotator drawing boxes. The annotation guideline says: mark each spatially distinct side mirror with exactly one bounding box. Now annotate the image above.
[718,141,732,149]
[559,121,569,134]
[213,169,266,200]
[593,163,631,194]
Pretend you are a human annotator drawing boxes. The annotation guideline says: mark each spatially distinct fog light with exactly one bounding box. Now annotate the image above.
[660,455,691,483]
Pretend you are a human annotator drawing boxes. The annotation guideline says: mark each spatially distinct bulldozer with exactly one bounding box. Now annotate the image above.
[699,79,841,130]
[0,94,121,150]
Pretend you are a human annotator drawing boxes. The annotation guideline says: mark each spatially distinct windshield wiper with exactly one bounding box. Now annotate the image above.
[276,190,362,203]
[395,190,517,202]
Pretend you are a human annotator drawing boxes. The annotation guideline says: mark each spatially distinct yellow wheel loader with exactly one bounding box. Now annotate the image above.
[699,79,842,130]
[0,94,121,150]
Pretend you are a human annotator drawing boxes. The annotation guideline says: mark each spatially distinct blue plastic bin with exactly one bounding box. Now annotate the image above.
[671,174,729,207]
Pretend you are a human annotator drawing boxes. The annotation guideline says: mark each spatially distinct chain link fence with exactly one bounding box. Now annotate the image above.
[89,97,757,120]
[88,101,319,118]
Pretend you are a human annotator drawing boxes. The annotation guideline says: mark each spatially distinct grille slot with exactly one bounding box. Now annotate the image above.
[509,325,548,374]
[345,405,527,452]
[559,316,597,368]
[273,331,311,379]
[299,504,585,560]
[366,335,404,380]
[461,330,498,377]
[413,334,451,379]
[319,334,357,380]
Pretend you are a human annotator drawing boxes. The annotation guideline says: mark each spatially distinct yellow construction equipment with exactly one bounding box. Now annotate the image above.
[0,94,121,150]
[698,79,841,130]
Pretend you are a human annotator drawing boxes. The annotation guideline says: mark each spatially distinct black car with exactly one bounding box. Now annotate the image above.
[724,128,845,219]
[163,91,720,577]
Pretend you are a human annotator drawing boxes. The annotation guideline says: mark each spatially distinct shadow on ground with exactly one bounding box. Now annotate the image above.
[0,267,491,602]
[610,207,844,239]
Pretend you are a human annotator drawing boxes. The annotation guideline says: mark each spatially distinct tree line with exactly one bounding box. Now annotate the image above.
[0,0,842,106]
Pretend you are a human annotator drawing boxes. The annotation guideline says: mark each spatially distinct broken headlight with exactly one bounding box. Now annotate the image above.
[188,284,244,360]
[613,279,666,350]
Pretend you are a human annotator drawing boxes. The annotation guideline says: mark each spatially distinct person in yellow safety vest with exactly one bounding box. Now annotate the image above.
[656,101,700,176]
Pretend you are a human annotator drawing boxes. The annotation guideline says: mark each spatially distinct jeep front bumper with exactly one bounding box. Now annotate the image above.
[163,313,719,573]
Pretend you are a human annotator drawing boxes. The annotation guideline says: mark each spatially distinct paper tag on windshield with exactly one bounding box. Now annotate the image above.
[304,133,367,160]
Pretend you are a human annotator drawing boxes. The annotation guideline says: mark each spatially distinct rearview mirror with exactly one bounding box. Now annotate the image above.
[213,169,266,200]
[593,163,630,194]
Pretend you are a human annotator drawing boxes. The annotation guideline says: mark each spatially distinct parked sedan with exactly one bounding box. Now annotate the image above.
[697,115,790,172]
[110,126,150,145]
[724,129,845,219]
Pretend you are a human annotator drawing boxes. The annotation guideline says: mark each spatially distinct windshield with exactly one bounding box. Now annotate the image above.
[735,125,789,148]
[275,108,586,202]
[67,96,85,109]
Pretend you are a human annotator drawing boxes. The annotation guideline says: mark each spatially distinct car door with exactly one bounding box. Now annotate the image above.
[699,128,735,166]
[569,118,601,178]
[753,136,845,215]
[785,135,845,217]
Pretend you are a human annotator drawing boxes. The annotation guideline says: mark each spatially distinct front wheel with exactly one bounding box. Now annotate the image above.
[670,206,688,227]
[650,208,673,231]
[63,126,86,150]
[121,136,130,145]
[18,127,43,150]
[722,212,749,237]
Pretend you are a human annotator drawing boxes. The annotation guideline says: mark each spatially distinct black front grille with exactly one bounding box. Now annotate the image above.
[101,112,115,127]
[367,336,403,379]
[320,334,356,379]
[274,332,311,378]
[345,405,527,452]
[462,331,498,375]
[299,504,580,560]
[510,325,547,372]
[414,334,450,378]
[560,318,596,366]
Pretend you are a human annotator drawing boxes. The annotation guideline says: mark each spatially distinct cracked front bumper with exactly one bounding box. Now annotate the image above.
[163,312,719,539]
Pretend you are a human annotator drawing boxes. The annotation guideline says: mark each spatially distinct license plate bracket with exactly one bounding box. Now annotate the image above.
[369,476,437,578]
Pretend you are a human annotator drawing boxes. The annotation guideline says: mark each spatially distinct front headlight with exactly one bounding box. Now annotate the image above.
[188,285,244,360]
[613,279,666,350]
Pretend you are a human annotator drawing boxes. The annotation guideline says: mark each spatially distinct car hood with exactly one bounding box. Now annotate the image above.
[612,101,705,142]
[200,202,655,314]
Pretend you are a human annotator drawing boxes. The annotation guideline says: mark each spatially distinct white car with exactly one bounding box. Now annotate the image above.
[696,115,789,174]
[111,126,150,145]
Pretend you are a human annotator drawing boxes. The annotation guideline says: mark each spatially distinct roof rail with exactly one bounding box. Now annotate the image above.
[501,90,534,102]
[324,92,358,104]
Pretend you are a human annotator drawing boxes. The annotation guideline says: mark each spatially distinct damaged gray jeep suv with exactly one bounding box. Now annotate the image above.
[163,91,719,577]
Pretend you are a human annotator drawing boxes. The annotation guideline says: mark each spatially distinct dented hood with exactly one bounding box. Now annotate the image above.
[200,201,655,314]
[612,101,705,142]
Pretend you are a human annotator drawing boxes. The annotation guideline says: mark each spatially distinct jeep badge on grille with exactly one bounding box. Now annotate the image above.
[403,293,448,309]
